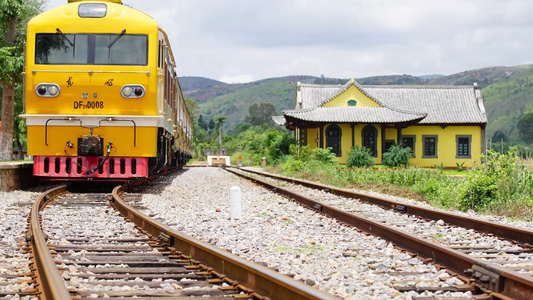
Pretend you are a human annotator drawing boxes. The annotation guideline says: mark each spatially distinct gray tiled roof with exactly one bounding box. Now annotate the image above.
[364,85,487,124]
[272,115,287,126]
[284,106,426,123]
[286,80,487,125]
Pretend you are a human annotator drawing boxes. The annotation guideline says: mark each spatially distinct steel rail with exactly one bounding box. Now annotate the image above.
[226,167,533,299]
[110,185,338,300]
[235,167,533,246]
[29,185,73,299]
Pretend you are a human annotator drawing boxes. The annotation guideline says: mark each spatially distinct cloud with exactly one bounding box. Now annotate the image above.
[219,74,254,84]
[42,0,533,80]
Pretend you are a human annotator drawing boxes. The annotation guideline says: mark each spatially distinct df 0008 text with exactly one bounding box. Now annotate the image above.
[74,101,104,109]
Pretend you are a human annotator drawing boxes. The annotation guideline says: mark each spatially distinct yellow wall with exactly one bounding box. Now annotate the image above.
[307,128,319,148]
[384,127,398,140]
[301,123,483,168]
[323,85,381,107]
[402,125,483,168]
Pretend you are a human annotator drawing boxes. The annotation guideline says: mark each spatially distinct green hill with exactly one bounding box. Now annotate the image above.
[179,76,226,91]
[480,64,533,141]
[198,81,297,129]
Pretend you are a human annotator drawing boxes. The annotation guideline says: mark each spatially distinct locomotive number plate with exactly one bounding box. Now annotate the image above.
[74,101,105,109]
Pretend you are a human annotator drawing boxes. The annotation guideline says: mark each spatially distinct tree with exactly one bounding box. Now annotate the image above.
[517,112,533,144]
[208,118,215,132]
[0,0,44,160]
[197,114,207,130]
[184,98,199,159]
[244,102,277,126]
[214,116,227,153]
[492,130,507,143]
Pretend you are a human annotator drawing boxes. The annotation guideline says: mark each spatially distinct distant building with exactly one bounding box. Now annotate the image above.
[273,79,488,168]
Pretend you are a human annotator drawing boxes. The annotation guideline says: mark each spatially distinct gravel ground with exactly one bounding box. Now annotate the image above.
[0,190,40,299]
[138,168,474,299]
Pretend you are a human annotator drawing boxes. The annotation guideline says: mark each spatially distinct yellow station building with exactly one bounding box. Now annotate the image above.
[273,79,488,168]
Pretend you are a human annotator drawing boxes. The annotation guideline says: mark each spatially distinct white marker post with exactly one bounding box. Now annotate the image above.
[229,186,242,221]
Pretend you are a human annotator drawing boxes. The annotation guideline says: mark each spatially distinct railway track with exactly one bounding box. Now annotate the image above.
[27,184,337,299]
[226,167,533,299]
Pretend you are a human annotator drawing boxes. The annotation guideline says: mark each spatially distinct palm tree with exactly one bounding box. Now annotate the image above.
[214,116,227,154]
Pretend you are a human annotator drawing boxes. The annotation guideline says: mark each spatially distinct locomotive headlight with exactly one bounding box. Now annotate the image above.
[78,3,107,18]
[122,86,133,97]
[48,85,59,96]
[121,85,145,98]
[35,83,60,97]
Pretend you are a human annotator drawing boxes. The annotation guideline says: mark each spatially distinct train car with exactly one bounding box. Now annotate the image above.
[22,0,192,180]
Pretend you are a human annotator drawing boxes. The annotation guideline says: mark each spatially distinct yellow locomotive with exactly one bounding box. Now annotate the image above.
[22,0,192,180]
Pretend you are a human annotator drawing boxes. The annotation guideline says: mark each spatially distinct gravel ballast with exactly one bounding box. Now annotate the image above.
[0,190,40,299]
[138,168,474,299]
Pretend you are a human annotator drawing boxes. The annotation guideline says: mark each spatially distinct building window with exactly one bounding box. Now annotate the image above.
[456,135,471,158]
[385,140,395,152]
[348,100,357,106]
[401,135,416,157]
[299,128,307,146]
[422,135,438,158]
[362,125,377,157]
[326,125,342,157]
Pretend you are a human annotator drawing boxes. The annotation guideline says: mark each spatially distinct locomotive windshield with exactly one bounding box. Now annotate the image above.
[35,32,148,65]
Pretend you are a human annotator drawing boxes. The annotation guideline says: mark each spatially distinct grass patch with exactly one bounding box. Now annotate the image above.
[270,149,533,220]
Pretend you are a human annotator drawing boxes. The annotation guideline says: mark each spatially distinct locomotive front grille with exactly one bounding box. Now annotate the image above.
[78,136,104,156]
[34,156,147,179]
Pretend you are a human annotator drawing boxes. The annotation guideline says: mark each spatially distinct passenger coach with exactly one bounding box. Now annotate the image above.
[22,0,192,180]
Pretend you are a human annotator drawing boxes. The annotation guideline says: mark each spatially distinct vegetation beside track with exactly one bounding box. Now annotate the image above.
[264,146,533,220]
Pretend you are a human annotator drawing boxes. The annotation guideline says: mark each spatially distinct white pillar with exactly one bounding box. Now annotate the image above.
[229,186,242,221]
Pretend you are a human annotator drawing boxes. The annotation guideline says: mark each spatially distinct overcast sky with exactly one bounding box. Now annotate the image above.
[44,0,532,83]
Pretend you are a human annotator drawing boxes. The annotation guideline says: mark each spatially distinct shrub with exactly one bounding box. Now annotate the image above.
[457,150,533,212]
[268,131,295,163]
[312,147,337,164]
[382,143,412,167]
[282,157,306,174]
[347,146,374,168]
[458,173,497,211]
[287,145,314,163]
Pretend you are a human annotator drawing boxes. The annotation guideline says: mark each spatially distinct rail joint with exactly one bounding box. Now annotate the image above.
[472,264,501,293]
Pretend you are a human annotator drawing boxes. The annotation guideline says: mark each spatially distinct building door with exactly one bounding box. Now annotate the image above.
[326,125,341,157]
[362,125,377,156]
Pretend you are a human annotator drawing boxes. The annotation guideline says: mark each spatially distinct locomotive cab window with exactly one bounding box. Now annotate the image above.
[35,34,89,64]
[95,33,148,65]
[35,33,148,65]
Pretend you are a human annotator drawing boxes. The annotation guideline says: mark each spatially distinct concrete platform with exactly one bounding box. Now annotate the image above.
[0,161,36,191]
